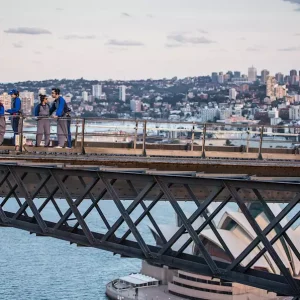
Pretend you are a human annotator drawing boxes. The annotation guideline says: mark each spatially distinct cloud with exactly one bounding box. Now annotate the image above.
[167,33,215,44]
[283,0,300,10]
[165,43,183,48]
[106,39,144,46]
[198,29,208,34]
[146,14,154,18]
[4,27,51,35]
[247,47,259,51]
[283,0,300,4]
[278,46,300,51]
[121,12,132,17]
[12,42,23,48]
[62,34,96,40]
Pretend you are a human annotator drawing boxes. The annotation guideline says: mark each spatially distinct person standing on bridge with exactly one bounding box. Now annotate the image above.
[35,94,50,147]
[50,88,72,149]
[0,100,6,146]
[6,89,21,146]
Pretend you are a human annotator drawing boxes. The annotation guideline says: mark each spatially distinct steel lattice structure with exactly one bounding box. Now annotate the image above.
[0,163,300,297]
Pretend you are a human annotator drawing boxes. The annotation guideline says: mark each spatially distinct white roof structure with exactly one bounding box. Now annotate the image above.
[148,203,300,277]
[119,274,159,286]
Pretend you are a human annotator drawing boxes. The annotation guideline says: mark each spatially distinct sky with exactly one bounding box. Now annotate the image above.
[0,0,300,82]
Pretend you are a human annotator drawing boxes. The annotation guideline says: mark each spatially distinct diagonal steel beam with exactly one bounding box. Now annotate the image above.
[184,184,235,262]
[0,173,27,207]
[52,174,99,230]
[226,190,300,272]
[245,208,300,272]
[119,183,173,243]
[225,182,300,294]
[158,185,224,256]
[126,180,167,245]
[50,170,97,245]
[9,167,49,233]
[35,174,67,219]
[71,178,116,232]
[155,176,220,276]
[101,181,156,242]
[99,173,152,259]
[253,188,300,274]
[13,174,52,220]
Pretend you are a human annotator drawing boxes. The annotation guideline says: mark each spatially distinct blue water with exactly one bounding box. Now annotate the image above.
[0,200,198,300]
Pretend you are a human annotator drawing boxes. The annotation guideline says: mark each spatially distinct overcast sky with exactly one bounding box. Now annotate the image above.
[0,0,299,82]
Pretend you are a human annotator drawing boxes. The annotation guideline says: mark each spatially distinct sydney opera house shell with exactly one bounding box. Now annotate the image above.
[146,202,299,299]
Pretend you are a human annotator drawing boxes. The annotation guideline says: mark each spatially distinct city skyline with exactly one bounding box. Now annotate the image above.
[0,0,300,82]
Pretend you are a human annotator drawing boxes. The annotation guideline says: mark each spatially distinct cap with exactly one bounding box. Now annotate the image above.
[8,89,18,95]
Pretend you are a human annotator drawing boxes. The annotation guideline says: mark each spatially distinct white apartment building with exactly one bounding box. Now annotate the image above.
[119,85,126,102]
[248,66,257,82]
[130,99,142,112]
[92,84,102,98]
[289,106,300,120]
[200,107,219,122]
[82,91,88,101]
[229,88,237,100]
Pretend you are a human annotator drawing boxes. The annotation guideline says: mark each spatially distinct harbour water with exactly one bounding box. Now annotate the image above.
[0,200,198,300]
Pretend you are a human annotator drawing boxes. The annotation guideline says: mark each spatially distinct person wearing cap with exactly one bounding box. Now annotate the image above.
[6,89,21,146]
[49,88,71,149]
[35,94,50,147]
[0,100,5,146]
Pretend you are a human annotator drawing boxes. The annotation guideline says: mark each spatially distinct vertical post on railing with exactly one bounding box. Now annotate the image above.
[19,116,24,152]
[134,120,138,150]
[142,120,147,157]
[74,119,79,148]
[81,118,86,155]
[191,123,195,151]
[257,125,264,160]
[201,124,207,159]
[246,127,250,153]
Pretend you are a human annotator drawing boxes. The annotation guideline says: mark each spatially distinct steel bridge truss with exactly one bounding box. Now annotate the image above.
[0,163,300,297]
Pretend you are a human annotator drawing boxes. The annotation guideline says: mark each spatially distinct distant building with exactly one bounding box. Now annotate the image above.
[82,91,88,101]
[130,99,142,112]
[200,107,219,122]
[261,69,269,84]
[19,91,34,115]
[266,76,276,99]
[119,85,126,102]
[289,106,300,120]
[0,93,11,111]
[219,108,232,120]
[274,85,287,99]
[92,84,102,98]
[211,72,218,83]
[248,66,257,82]
[217,74,224,84]
[275,73,284,84]
[290,69,297,77]
[229,88,237,100]
[233,71,241,78]
[38,88,47,95]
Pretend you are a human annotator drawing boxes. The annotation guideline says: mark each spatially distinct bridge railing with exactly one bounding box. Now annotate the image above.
[1,115,300,159]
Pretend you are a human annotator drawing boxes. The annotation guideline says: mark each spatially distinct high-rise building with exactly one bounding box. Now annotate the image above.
[289,106,300,120]
[0,93,11,111]
[275,73,284,84]
[261,69,269,84]
[229,88,237,100]
[217,74,224,84]
[248,66,257,82]
[211,72,218,83]
[290,70,297,77]
[82,91,88,101]
[234,71,241,78]
[274,85,287,99]
[266,76,276,99]
[200,107,219,122]
[19,91,34,114]
[92,84,102,98]
[291,75,298,85]
[130,99,142,112]
[119,85,126,102]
